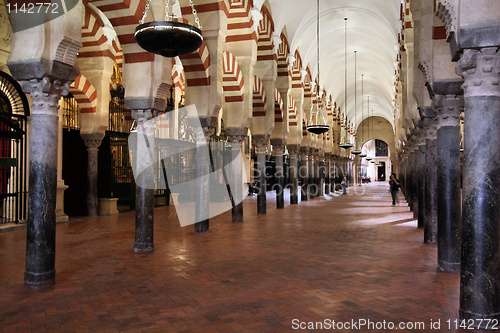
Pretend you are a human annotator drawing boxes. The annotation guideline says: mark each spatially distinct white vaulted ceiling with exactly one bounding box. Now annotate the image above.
[268,0,402,129]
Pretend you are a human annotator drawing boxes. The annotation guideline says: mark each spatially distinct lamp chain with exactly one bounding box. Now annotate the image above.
[165,0,170,21]
[140,0,152,24]
[189,0,202,29]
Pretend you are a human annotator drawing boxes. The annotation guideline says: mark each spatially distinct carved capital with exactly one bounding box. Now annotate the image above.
[81,133,104,151]
[433,94,464,129]
[287,144,300,158]
[20,77,70,116]
[456,47,500,98]
[252,134,269,154]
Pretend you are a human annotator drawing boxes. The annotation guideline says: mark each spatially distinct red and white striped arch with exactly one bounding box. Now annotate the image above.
[277,33,290,78]
[79,4,121,61]
[291,50,303,89]
[257,6,276,62]
[179,39,211,87]
[288,95,298,127]
[222,51,244,103]
[172,66,186,95]
[70,74,98,113]
[226,0,256,44]
[252,75,266,117]
[274,88,283,123]
[303,68,313,100]
[89,0,154,63]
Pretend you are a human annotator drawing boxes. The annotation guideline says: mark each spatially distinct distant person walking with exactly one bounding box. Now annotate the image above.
[389,173,400,206]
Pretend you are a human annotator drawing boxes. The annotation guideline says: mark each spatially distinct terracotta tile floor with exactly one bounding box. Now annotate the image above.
[0,183,473,332]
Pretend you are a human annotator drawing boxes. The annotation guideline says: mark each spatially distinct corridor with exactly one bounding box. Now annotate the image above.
[0,183,468,332]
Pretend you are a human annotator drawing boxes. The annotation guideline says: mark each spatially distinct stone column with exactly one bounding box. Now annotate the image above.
[288,145,300,204]
[21,77,70,288]
[417,128,426,229]
[308,149,316,198]
[411,136,419,220]
[193,123,215,234]
[253,135,268,213]
[457,47,500,322]
[227,129,247,222]
[324,153,331,194]
[300,147,309,201]
[132,110,156,253]
[423,107,438,244]
[434,81,464,273]
[81,133,104,217]
[271,139,285,209]
[318,151,325,197]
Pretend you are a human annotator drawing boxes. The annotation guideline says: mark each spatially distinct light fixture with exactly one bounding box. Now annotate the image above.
[307,0,329,135]
[340,18,352,149]
[134,0,203,57]
[351,51,361,155]
[359,74,367,158]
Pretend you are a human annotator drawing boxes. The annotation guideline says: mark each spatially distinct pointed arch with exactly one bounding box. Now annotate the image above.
[70,74,98,114]
[222,51,244,103]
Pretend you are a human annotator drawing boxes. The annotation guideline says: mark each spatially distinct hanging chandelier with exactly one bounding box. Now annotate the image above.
[365,96,374,161]
[351,51,361,155]
[339,18,353,149]
[307,0,329,135]
[134,0,203,57]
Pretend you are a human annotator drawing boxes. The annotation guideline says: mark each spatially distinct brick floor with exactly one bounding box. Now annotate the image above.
[0,183,473,332]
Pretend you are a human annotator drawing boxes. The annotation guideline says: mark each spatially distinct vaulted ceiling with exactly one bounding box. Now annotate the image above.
[268,0,402,129]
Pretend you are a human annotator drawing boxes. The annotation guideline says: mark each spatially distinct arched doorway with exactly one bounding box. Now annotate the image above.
[0,71,29,224]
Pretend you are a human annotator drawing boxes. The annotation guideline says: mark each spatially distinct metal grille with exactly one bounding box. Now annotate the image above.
[0,71,29,224]
[62,94,80,130]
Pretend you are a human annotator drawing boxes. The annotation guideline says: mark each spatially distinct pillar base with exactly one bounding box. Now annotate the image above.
[134,243,154,254]
[195,220,209,234]
[24,270,55,289]
[98,198,119,215]
[232,202,243,222]
[438,261,460,273]
[459,309,500,326]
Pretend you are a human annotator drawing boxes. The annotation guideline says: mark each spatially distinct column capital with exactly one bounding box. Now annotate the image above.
[287,144,300,157]
[226,127,248,146]
[20,77,70,116]
[81,133,104,151]
[252,134,269,154]
[456,47,500,98]
[422,107,437,141]
[434,94,464,129]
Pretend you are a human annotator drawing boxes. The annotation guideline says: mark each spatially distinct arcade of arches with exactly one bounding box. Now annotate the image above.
[0,0,500,330]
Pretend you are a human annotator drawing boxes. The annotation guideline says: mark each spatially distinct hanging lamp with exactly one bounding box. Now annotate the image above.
[359,74,367,158]
[307,0,329,135]
[134,0,203,57]
[351,51,361,155]
[339,18,353,149]
[365,95,373,161]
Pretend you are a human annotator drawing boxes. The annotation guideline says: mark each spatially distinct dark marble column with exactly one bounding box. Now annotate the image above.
[253,135,268,213]
[434,82,464,273]
[271,139,285,209]
[227,129,247,222]
[318,150,325,197]
[300,147,309,201]
[324,153,331,194]
[417,142,426,229]
[423,107,438,244]
[309,149,317,198]
[132,110,156,253]
[410,131,420,220]
[21,78,69,288]
[457,47,500,322]
[288,145,300,204]
[82,133,104,217]
[193,124,215,234]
